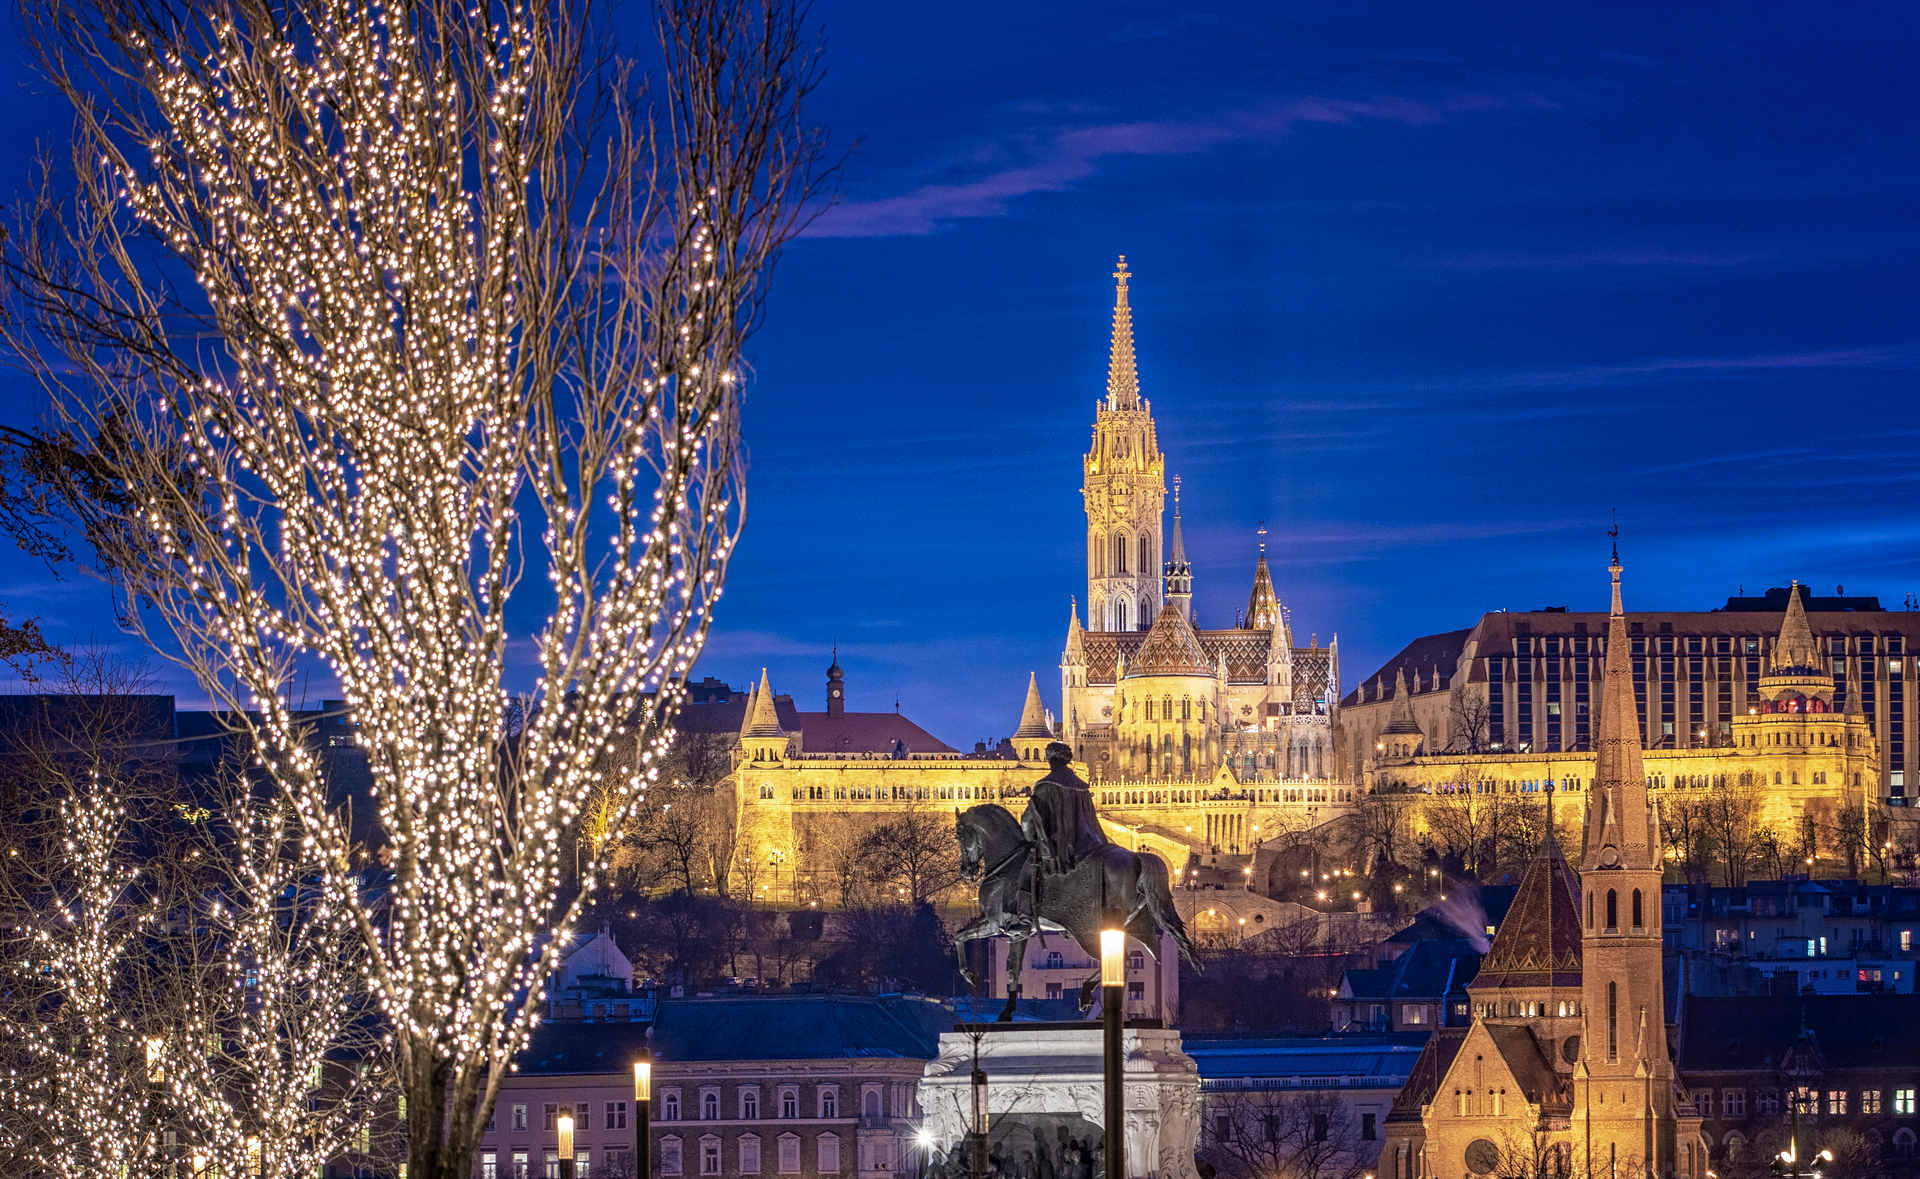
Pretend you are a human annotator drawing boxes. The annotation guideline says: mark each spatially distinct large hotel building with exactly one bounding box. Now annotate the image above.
[1344,584,1920,807]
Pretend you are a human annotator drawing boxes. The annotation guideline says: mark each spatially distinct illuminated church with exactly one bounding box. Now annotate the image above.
[1060,259,1342,813]
[1381,548,1707,1179]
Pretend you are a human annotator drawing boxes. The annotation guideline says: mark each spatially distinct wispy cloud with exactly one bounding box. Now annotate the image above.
[810,93,1555,238]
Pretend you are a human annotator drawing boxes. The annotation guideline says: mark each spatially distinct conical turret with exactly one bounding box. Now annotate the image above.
[741,668,788,762]
[1772,580,1822,673]
[1014,672,1051,739]
[1064,599,1086,663]
[1383,668,1423,739]
[1013,672,1052,762]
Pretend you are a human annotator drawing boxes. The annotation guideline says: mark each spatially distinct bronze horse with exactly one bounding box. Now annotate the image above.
[952,803,1199,1020]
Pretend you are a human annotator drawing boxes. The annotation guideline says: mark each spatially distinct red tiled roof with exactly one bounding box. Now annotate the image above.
[671,694,956,754]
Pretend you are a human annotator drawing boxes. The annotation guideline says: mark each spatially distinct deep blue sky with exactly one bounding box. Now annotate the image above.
[5,0,1920,748]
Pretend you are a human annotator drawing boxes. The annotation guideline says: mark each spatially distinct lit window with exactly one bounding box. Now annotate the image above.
[1897,1089,1916,1115]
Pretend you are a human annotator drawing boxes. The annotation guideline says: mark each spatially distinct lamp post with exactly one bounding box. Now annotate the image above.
[634,1058,652,1179]
[1100,925,1125,1179]
[560,1113,576,1179]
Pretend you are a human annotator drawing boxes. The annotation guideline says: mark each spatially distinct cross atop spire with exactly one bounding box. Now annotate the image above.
[1608,520,1624,617]
[1257,522,1268,557]
[1106,255,1140,409]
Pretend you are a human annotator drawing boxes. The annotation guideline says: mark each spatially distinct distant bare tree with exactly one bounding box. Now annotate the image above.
[1662,795,1714,884]
[857,798,964,906]
[1447,693,1494,753]
[1701,775,1762,886]
[1200,1088,1372,1179]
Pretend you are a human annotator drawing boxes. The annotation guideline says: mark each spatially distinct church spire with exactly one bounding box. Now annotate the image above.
[1245,522,1279,631]
[1106,255,1140,409]
[1165,474,1192,619]
[1584,541,1653,871]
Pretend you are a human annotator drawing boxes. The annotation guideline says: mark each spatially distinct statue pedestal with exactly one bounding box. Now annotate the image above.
[917,1023,1200,1179]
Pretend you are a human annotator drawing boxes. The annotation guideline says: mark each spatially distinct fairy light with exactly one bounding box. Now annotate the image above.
[15,0,815,1172]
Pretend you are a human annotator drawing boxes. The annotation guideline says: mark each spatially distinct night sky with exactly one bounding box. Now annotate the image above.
[3,1,1920,748]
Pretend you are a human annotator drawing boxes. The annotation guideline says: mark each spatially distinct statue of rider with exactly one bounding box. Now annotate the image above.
[1020,741,1109,875]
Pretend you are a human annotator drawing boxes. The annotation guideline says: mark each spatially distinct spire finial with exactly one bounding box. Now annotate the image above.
[1173,473,1182,513]
[1257,522,1268,558]
[1607,516,1623,617]
[1105,255,1140,409]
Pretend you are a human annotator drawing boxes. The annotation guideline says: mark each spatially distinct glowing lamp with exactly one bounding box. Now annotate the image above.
[634,1059,652,1102]
[558,1113,575,1158]
[1099,928,1125,987]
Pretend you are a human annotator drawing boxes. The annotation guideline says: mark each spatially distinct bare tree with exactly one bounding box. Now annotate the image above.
[1662,795,1714,884]
[162,783,395,1179]
[1701,775,1761,886]
[1201,1089,1373,1179]
[857,798,964,907]
[1447,692,1494,753]
[1,2,829,1176]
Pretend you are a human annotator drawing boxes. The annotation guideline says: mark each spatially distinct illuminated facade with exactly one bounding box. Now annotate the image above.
[1344,584,1918,805]
[1061,259,1349,851]
[1355,584,1891,865]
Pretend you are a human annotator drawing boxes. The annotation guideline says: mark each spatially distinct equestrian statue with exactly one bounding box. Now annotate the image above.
[954,741,1200,1020]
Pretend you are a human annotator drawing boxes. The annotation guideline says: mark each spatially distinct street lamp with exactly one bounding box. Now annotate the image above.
[560,1113,576,1179]
[634,1057,652,1179]
[1100,925,1126,1179]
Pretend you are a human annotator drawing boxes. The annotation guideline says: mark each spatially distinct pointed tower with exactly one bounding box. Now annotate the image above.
[1380,668,1424,758]
[1245,524,1280,631]
[1061,598,1087,746]
[826,648,846,717]
[1013,672,1053,762]
[1164,475,1193,620]
[742,668,789,763]
[1082,256,1167,633]
[1575,541,1684,1179]
[1469,784,1584,1055]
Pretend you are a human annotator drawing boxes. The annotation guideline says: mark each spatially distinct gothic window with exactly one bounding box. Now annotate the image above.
[1091,532,1104,577]
[1146,699,1155,722]
[1139,535,1152,577]
[1114,531,1129,575]
[1632,889,1643,929]
[1137,598,1150,629]
[1182,698,1191,720]
[1163,695,1172,718]
[1607,980,1618,1061]
[1606,889,1618,931]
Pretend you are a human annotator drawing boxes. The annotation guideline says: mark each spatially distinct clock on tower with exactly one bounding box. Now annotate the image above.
[826,649,845,717]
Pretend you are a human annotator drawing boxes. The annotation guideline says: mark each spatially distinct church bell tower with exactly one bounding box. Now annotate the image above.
[1082,256,1166,633]
[1574,539,1686,1179]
